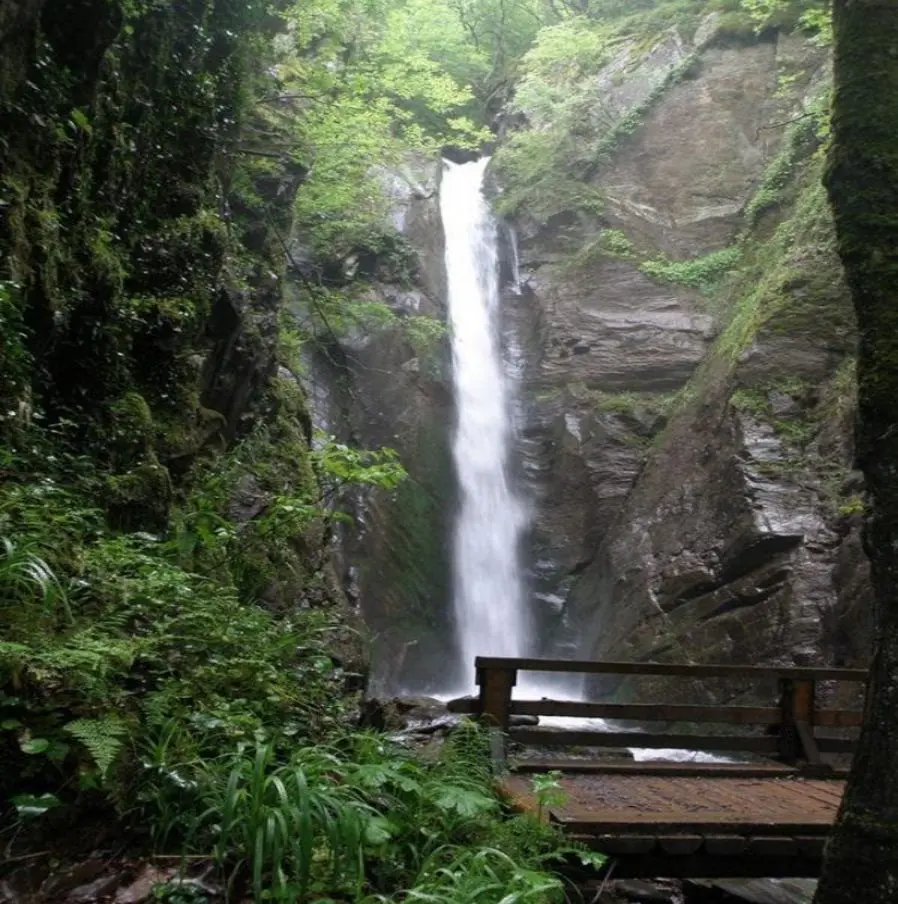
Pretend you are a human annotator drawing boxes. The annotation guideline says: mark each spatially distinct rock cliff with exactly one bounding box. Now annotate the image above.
[496,14,872,692]
[297,156,458,694]
[314,13,872,698]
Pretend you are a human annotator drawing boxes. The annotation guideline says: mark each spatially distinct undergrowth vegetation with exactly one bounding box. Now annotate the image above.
[0,420,404,801]
[157,726,596,903]
[0,0,409,870]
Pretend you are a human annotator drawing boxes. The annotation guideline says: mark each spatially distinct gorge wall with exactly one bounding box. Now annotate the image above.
[0,0,368,798]
[333,10,872,696]
[500,12,872,697]
[297,157,459,695]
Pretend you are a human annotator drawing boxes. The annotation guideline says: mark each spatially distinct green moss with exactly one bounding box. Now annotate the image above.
[744,96,829,228]
[710,10,763,38]
[108,392,154,467]
[838,497,864,517]
[819,355,857,425]
[730,387,771,416]
[562,227,640,271]
[732,378,824,449]
[362,416,453,641]
[105,457,173,531]
[705,159,847,372]
[773,418,815,446]
[0,280,31,420]
[87,222,127,295]
[595,390,677,418]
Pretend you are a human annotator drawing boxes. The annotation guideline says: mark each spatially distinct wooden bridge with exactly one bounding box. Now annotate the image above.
[449,657,869,879]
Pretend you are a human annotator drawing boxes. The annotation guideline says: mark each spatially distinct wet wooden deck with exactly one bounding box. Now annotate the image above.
[500,765,846,878]
[453,656,866,879]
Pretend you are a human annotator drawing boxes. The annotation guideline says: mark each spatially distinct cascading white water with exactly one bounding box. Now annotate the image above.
[441,158,530,686]
[436,161,742,762]
[507,225,524,295]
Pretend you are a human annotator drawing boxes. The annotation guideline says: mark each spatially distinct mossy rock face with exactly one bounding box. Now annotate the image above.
[0,0,370,817]
[358,412,456,693]
[108,391,154,468]
[0,0,278,439]
[269,372,314,445]
[105,458,173,531]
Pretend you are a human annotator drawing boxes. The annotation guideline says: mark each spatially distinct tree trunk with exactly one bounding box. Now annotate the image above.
[815,3,898,902]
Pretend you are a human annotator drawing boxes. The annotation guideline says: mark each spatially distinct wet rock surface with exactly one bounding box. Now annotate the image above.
[496,19,871,680]
[614,879,685,904]
[0,857,221,904]
[684,879,815,904]
[361,695,462,741]
[300,154,458,695]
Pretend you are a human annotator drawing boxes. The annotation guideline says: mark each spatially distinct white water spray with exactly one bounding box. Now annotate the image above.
[436,161,740,763]
[507,225,524,295]
[441,158,530,687]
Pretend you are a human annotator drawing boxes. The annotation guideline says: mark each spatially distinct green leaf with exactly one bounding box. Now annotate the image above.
[433,785,497,817]
[70,108,92,134]
[65,717,128,777]
[1,718,23,730]
[12,793,60,817]
[363,816,396,845]
[20,737,50,754]
[575,850,608,869]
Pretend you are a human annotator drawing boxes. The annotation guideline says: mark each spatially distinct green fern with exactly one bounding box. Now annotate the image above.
[65,716,129,777]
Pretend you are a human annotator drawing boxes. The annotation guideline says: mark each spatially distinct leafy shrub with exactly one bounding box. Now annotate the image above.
[739,0,831,42]
[133,724,591,903]
[640,246,742,292]
[492,17,616,222]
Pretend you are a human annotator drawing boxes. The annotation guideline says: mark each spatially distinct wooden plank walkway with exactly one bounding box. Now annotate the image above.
[501,769,846,877]
[452,656,867,879]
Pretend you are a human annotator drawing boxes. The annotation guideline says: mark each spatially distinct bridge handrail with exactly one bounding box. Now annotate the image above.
[470,657,869,769]
[474,656,868,682]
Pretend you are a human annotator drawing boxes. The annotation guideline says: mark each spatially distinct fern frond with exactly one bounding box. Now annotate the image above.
[65,716,129,777]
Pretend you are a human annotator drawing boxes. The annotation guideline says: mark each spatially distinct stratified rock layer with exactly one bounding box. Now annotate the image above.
[500,17,871,687]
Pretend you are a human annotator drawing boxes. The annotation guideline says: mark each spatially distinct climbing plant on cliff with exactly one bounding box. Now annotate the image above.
[814,3,898,903]
[739,0,831,39]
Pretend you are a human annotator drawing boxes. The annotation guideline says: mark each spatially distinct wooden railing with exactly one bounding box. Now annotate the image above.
[449,657,869,769]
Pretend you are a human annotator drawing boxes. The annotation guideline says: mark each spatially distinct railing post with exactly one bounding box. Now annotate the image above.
[778,677,817,765]
[476,661,516,773]
[477,662,517,731]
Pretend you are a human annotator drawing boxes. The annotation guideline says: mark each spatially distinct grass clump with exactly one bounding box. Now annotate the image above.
[132,723,596,903]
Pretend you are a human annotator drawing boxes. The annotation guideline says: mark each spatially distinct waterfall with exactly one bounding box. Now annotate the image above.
[441,158,531,689]
[508,225,524,295]
[435,162,736,764]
